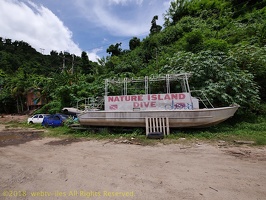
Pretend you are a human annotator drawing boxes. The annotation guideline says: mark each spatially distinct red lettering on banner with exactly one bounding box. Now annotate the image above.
[125,96,130,101]
[120,96,125,101]
[148,93,186,101]
[108,93,187,103]
[179,93,186,99]
[158,94,163,100]
[164,94,170,100]
[144,102,149,107]
[151,94,157,101]
[133,102,156,108]
[150,102,156,107]
[171,93,178,100]
[108,96,114,102]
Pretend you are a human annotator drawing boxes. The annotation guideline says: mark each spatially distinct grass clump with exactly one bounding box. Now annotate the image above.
[6,115,266,146]
[169,116,266,145]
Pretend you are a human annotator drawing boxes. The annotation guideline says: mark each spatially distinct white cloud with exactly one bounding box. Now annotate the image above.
[0,0,82,55]
[0,0,172,60]
[76,0,169,37]
[87,48,102,62]
[108,0,143,5]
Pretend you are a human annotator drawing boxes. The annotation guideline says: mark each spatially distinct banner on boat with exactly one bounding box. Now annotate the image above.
[105,93,199,111]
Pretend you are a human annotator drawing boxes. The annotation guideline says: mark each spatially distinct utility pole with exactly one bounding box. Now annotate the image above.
[156,48,158,74]
[71,54,74,74]
[40,48,45,54]
[62,54,65,72]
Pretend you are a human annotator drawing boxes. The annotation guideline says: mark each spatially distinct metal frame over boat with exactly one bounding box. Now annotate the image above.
[77,73,239,131]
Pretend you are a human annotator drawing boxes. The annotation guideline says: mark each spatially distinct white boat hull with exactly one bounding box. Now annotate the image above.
[78,105,239,128]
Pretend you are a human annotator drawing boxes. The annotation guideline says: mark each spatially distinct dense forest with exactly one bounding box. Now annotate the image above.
[0,0,266,120]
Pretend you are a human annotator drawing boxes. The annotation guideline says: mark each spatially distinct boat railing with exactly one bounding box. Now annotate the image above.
[77,97,104,111]
[191,90,214,108]
[86,97,104,111]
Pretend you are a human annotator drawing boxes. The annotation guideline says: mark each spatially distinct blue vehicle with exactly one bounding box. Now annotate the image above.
[42,114,69,127]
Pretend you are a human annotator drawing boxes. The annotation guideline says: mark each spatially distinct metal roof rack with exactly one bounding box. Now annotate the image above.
[104,73,193,96]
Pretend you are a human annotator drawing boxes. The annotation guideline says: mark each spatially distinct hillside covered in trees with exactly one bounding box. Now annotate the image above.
[0,0,266,120]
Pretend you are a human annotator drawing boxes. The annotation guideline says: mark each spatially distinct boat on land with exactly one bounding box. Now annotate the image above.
[64,73,239,130]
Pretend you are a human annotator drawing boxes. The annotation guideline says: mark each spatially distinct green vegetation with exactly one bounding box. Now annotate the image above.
[171,117,266,145]
[4,114,261,146]
[1,113,265,146]
[1,0,266,127]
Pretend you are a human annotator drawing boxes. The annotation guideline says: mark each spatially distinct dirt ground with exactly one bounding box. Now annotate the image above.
[0,114,28,124]
[0,115,266,200]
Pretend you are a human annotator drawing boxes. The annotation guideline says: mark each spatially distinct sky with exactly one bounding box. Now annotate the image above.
[0,0,171,62]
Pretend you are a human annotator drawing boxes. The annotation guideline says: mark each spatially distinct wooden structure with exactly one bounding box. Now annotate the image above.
[26,89,46,110]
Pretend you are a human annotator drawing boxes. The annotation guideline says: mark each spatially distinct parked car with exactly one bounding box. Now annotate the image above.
[27,114,50,124]
[42,114,69,127]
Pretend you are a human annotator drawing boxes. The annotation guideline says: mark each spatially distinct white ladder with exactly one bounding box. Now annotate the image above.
[145,117,170,136]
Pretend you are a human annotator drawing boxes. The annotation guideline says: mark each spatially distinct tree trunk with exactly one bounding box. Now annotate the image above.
[16,98,20,113]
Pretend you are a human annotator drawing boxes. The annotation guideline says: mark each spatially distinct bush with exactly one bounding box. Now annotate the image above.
[36,101,62,114]
[165,50,260,113]
[184,30,204,53]
[204,38,229,52]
